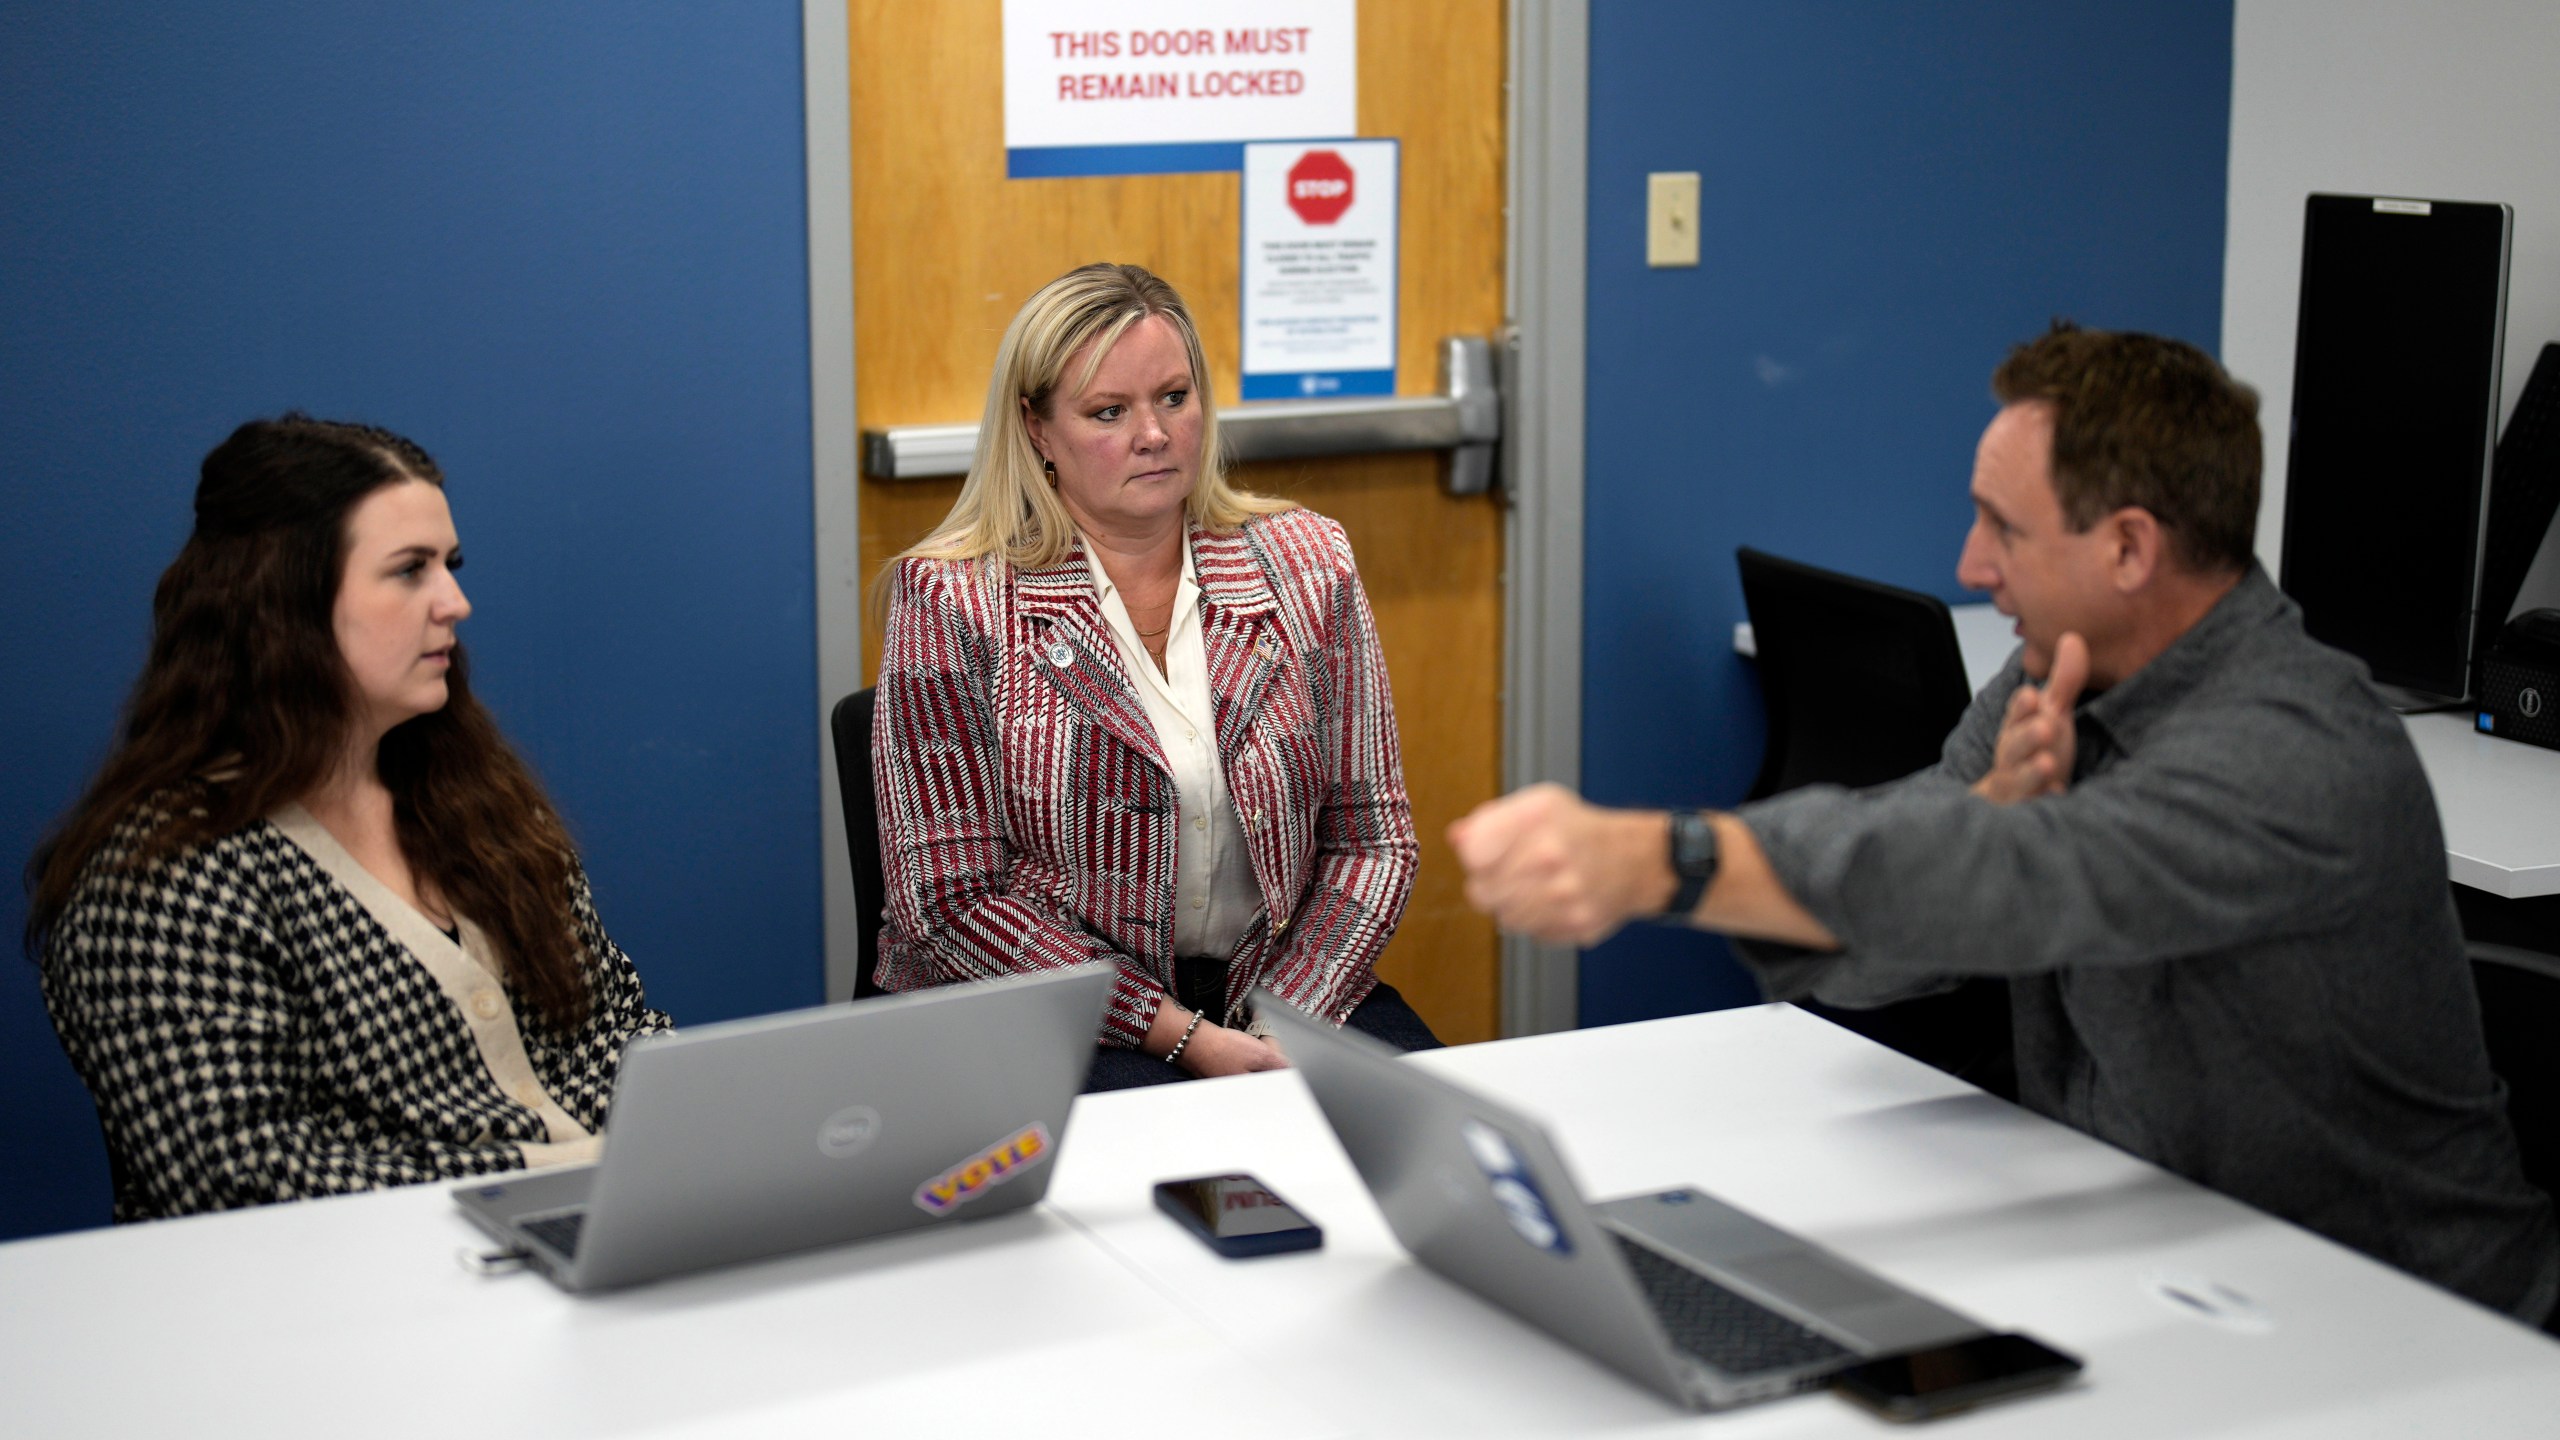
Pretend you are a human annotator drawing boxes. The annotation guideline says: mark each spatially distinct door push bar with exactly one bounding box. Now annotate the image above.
[860,334,1503,497]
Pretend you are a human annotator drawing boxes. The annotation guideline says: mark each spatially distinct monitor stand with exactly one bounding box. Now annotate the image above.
[2373,682,2469,716]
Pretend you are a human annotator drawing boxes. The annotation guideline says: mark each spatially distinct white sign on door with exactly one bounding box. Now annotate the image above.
[1240,138,1398,399]
[1002,0,1356,177]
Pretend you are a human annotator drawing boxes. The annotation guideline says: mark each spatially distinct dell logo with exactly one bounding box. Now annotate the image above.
[818,1104,881,1158]
[2523,687,2545,720]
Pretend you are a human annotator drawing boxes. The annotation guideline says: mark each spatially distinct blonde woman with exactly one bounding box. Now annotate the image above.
[871,263,1434,1090]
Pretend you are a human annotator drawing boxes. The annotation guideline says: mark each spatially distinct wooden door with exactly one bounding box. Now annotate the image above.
[847,1,1505,1043]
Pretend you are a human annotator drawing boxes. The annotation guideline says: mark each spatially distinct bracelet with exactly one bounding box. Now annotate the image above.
[1164,1009,1206,1065]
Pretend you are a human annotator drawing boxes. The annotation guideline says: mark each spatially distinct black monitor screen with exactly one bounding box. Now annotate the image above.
[2280,193,2509,702]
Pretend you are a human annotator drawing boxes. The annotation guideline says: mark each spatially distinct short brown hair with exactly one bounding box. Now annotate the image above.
[1992,322,2262,574]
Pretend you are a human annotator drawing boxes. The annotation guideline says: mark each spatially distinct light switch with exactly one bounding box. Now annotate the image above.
[1647,171,1700,268]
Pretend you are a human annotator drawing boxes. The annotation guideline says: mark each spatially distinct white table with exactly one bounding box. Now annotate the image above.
[0,1169,1323,1440]
[2400,714,2560,898]
[1738,604,2560,898]
[6,1008,2556,1438]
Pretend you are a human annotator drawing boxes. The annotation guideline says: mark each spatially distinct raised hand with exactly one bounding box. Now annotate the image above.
[1973,631,2089,805]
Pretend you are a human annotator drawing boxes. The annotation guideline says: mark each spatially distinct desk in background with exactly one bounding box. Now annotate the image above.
[6,1008,2556,1438]
[1739,602,2560,899]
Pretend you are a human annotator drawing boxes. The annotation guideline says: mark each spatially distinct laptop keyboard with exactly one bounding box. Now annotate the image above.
[1611,1233,1852,1375]
[521,1210,586,1259]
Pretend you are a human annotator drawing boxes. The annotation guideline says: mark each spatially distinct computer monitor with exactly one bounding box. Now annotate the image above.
[2278,193,2511,708]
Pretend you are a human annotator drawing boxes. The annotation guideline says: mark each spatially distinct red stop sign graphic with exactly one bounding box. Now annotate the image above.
[1285,150,1355,225]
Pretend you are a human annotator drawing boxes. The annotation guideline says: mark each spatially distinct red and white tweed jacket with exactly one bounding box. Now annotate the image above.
[871,508,1416,1048]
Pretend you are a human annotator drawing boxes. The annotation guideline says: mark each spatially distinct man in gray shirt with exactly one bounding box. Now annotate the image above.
[1452,324,2559,1324]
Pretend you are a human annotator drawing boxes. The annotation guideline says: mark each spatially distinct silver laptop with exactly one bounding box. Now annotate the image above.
[454,964,1112,1292]
[1259,994,1982,1411]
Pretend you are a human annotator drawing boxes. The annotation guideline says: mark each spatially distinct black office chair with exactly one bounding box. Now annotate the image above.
[2470,943,2560,1208]
[1737,546,1975,799]
[828,689,888,1000]
[1735,546,2014,1099]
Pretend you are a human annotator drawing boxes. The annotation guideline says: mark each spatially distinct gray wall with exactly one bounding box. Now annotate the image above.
[2225,0,2560,609]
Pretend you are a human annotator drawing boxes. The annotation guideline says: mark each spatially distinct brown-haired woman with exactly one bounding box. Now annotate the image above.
[26,415,670,1222]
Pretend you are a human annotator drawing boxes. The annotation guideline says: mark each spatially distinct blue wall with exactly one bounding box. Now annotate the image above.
[0,4,818,1239]
[0,1,2237,1238]
[1579,3,2234,1024]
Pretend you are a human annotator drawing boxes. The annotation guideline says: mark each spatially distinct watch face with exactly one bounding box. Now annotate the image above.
[1671,811,1718,876]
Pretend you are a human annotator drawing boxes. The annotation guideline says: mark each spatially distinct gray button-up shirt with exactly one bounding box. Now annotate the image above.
[1737,566,2558,1322]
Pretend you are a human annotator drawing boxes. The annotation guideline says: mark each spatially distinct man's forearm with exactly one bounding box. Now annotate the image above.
[1696,813,1839,950]
[1448,785,1840,951]
[1588,807,1839,949]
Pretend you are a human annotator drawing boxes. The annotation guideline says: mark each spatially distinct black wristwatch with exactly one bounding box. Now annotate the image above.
[1662,810,1720,917]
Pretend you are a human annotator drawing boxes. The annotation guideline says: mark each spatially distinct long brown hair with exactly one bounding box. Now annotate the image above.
[26,415,592,1025]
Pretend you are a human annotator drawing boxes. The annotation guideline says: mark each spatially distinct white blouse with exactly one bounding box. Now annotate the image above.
[1085,539,1263,960]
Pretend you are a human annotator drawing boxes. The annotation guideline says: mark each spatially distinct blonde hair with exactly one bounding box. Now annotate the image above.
[896,263,1289,573]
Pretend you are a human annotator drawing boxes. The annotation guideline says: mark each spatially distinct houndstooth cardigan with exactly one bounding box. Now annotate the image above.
[40,795,671,1222]
[872,508,1417,1048]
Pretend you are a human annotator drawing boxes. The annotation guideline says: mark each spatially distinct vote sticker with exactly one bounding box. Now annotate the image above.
[914,1122,1053,1216]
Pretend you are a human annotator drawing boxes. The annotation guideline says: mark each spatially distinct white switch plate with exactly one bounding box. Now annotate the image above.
[1647,171,1700,268]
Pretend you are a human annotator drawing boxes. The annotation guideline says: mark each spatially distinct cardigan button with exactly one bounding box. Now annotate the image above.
[1046,642,1075,668]
[470,990,502,1020]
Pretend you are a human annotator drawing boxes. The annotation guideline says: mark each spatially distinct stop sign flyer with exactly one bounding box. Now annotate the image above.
[1241,138,1398,399]
[1285,150,1356,223]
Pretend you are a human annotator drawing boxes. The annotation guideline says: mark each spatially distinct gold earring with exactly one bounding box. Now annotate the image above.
[1042,458,1058,488]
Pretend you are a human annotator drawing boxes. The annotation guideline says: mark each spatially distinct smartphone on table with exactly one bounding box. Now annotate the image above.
[1831,1331,2083,1422]
[1153,1173,1323,1258]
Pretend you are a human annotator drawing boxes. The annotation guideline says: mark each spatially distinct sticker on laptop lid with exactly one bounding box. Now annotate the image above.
[914,1122,1053,1216]
[1461,1119,1573,1256]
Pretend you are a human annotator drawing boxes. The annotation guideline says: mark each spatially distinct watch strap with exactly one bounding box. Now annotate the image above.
[1663,809,1718,917]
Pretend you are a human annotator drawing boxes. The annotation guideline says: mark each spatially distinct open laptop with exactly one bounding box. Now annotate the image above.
[454,964,1112,1292]
[1258,994,1983,1411]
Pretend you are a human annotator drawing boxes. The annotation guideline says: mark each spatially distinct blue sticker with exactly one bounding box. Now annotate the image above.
[1462,1119,1572,1256]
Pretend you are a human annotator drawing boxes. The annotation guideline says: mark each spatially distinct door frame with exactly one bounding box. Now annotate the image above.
[804,0,863,1006]
[1500,0,1587,1035]
[800,0,1589,1033]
